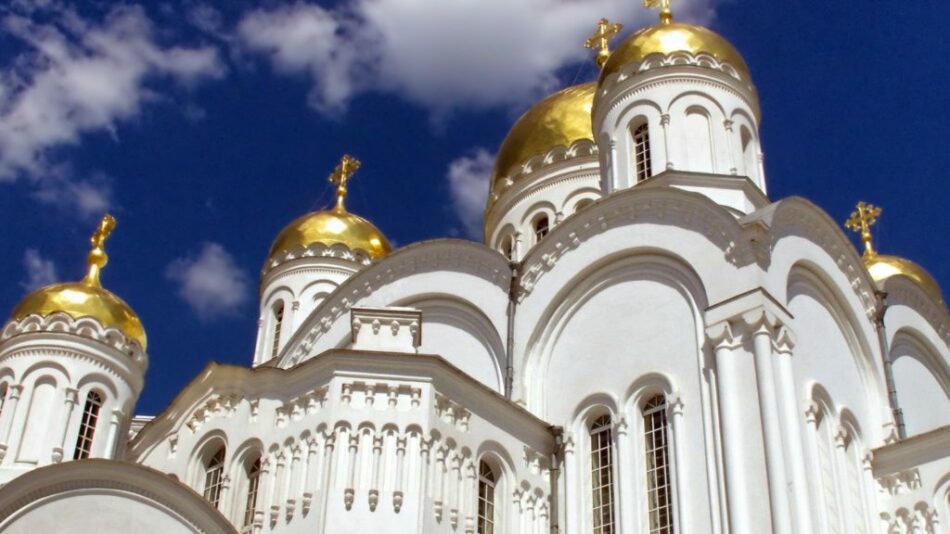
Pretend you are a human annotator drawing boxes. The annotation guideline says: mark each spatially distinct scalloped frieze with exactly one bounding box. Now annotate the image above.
[1,312,146,366]
[490,139,598,200]
[263,242,373,275]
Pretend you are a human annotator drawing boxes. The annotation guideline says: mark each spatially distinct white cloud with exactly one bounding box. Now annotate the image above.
[0,4,224,191]
[447,148,494,239]
[21,249,58,291]
[31,169,114,219]
[236,0,717,115]
[166,243,250,321]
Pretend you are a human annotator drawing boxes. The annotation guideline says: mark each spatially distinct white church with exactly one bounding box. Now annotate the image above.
[0,4,947,534]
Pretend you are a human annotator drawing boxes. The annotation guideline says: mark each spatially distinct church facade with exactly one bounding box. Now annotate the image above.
[0,7,947,534]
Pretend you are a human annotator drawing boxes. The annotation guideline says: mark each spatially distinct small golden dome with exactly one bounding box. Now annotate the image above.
[10,215,147,349]
[269,155,391,261]
[865,254,944,304]
[269,208,391,260]
[600,22,750,82]
[492,82,596,191]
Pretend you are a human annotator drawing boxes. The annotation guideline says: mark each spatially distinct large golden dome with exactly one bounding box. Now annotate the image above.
[269,208,391,260]
[600,22,750,82]
[865,254,944,304]
[10,215,147,349]
[269,155,391,261]
[492,82,596,191]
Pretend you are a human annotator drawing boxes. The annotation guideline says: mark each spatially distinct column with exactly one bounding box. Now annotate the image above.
[801,402,829,532]
[723,119,738,175]
[668,394,688,534]
[773,330,813,533]
[708,321,758,534]
[614,417,636,533]
[660,113,673,170]
[562,433,579,534]
[105,408,124,458]
[748,313,792,534]
[53,387,78,462]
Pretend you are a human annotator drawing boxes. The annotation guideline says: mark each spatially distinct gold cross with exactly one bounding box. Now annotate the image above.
[585,18,623,68]
[84,214,116,286]
[643,0,674,24]
[329,154,361,211]
[845,201,882,257]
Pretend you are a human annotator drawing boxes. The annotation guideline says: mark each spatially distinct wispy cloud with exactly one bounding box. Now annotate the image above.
[21,249,58,291]
[447,149,494,239]
[0,3,225,211]
[235,0,716,116]
[166,243,250,321]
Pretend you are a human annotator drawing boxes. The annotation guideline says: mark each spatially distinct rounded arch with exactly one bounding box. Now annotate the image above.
[623,371,677,412]
[561,188,601,217]
[189,430,228,490]
[524,250,708,416]
[76,373,118,399]
[20,361,70,387]
[889,328,950,396]
[520,200,557,227]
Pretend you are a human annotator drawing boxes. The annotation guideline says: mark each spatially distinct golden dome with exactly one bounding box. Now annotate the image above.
[492,82,596,190]
[10,215,147,349]
[269,155,391,261]
[865,254,944,304]
[269,207,391,260]
[600,22,750,82]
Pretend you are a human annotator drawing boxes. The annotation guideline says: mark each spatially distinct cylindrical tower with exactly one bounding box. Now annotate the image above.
[593,10,767,214]
[0,215,147,483]
[254,155,392,366]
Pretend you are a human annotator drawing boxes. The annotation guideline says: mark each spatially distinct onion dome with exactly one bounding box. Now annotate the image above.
[491,82,596,193]
[599,7,750,83]
[10,215,147,349]
[845,201,944,304]
[269,155,391,261]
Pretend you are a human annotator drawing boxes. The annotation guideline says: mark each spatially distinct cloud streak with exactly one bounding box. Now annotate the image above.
[447,149,494,239]
[21,249,58,291]
[166,243,250,321]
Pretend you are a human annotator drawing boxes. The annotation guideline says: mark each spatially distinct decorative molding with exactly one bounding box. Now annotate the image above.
[489,139,599,200]
[882,276,950,346]
[350,307,422,353]
[876,467,921,496]
[262,242,373,275]
[1,312,146,366]
[434,393,471,432]
[185,393,243,432]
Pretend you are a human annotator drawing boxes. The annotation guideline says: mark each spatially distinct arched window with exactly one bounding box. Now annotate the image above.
[590,414,615,534]
[814,410,843,533]
[271,302,284,358]
[643,395,674,533]
[477,461,496,533]
[73,391,103,460]
[500,235,515,261]
[633,123,652,183]
[740,126,757,181]
[203,446,226,508]
[575,198,594,213]
[0,383,7,420]
[242,456,262,530]
[533,215,549,242]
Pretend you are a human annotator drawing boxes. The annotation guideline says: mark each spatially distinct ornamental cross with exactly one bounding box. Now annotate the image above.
[643,0,674,24]
[845,201,882,257]
[329,154,361,211]
[84,214,116,286]
[585,18,623,67]
[91,214,116,249]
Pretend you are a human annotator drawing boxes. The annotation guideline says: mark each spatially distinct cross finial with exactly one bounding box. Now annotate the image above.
[328,154,361,212]
[845,201,883,258]
[643,0,674,24]
[585,18,624,68]
[83,214,116,287]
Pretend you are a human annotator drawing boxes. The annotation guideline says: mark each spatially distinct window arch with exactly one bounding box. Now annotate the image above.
[203,446,227,509]
[643,395,674,533]
[271,302,285,359]
[0,383,8,420]
[73,391,103,459]
[740,126,757,181]
[574,198,594,213]
[533,215,550,243]
[242,456,262,531]
[633,122,653,183]
[477,460,496,533]
[590,414,615,534]
[500,234,515,261]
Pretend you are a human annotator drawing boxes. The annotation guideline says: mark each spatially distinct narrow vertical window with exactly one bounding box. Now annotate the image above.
[590,414,615,534]
[204,447,226,508]
[634,123,652,183]
[534,215,549,242]
[477,461,496,534]
[501,235,515,261]
[271,303,284,358]
[0,384,7,420]
[644,395,674,534]
[243,457,262,531]
[73,391,103,459]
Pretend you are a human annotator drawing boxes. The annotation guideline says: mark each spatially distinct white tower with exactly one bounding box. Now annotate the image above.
[253,156,392,365]
[593,4,767,215]
[0,215,147,483]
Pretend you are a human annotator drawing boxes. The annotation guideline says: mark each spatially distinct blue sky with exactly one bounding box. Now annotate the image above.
[1,0,948,415]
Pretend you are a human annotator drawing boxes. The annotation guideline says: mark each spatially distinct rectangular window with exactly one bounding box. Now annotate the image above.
[591,415,614,534]
[634,123,652,183]
[644,396,674,534]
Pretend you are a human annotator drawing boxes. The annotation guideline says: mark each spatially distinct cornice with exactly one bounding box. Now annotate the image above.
[1,312,147,369]
[488,139,599,205]
[883,276,950,346]
[262,242,373,276]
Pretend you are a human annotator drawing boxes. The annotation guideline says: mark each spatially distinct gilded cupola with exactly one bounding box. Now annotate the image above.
[10,214,148,349]
[845,202,944,305]
[269,155,392,262]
